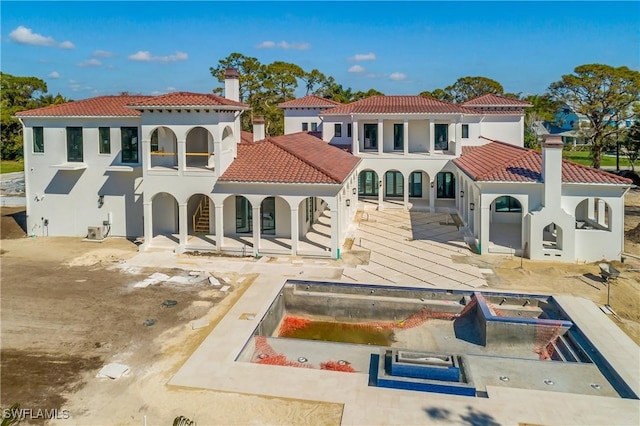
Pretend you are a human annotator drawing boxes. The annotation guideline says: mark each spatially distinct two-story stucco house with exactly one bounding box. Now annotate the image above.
[16,71,633,262]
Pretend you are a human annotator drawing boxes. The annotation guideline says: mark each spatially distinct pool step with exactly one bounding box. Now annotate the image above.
[552,333,593,364]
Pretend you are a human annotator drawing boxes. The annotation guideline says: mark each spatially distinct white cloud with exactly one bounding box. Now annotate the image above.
[77,58,102,68]
[389,72,408,81]
[166,86,176,91]
[9,26,56,46]
[48,71,60,79]
[256,40,276,49]
[349,52,376,61]
[93,49,114,58]
[256,40,310,50]
[278,41,310,50]
[58,40,75,49]
[128,50,188,63]
[8,26,74,49]
[348,65,365,73]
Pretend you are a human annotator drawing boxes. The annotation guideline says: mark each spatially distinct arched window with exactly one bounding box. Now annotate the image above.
[493,196,522,213]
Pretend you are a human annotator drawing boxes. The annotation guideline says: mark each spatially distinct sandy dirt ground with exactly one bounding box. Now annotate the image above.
[1,188,639,424]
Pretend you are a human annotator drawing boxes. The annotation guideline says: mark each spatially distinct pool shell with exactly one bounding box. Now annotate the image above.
[236,279,638,399]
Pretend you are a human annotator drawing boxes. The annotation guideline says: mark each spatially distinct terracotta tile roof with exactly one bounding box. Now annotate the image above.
[278,95,342,108]
[462,94,531,107]
[15,95,150,117]
[454,141,632,185]
[127,92,248,108]
[321,95,477,115]
[241,131,254,144]
[219,132,360,184]
[461,146,480,156]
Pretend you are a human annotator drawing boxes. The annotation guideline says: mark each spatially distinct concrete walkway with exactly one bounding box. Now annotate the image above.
[342,209,488,288]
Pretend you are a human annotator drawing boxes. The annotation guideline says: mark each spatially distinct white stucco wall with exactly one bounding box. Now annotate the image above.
[479,115,523,146]
[282,108,324,135]
[22,117,144,238]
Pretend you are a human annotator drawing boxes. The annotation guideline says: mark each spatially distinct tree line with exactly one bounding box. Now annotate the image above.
[2,57,639,169]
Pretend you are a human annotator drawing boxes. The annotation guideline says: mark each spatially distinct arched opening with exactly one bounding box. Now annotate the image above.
[297,197,331,253]
[185,126,214,169]
[150,127,177,169]
[384,170,404,198]
[221,126,234,153]
[542,222,563,250]
[358,169,379,197]
[234,195,253,234]
[187,194,214,236]
[575,198,612,231]
[151,192,178,237]
[489,196,523,252]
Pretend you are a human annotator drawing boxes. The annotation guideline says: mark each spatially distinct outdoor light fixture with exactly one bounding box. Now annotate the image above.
[460,190,464,198]
[98,195,104,208]
[346,199,351,207]
[353,187,357,195]
[379,180,382,188]
[470,202,475,211]
[430,181,434,188]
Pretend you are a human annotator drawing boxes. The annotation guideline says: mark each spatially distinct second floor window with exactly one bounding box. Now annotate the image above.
[394,123,404,150]
[121,127,139,163]
[33,127,44,153]
[302,122,308,131]
[347,123,352,138]
[99,127,111,154]
[311,122,318,132]
[66,127,83,162]
[462,124,469,139]
[335,123,342,137]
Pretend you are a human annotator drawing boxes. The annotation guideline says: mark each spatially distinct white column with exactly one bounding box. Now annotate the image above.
[430,181,436,213]
[215,205,223,252]
[178,202,188,247]
[330,208,339,259]
[597,199,606,226]
[142,138,151,170]
[403,173,409,210]
[252,206,261,256]
[455,121,462,156]
[378,175,384,210]
[403,119,409,155]
[588,198,595,219]
[143,201,153,248]
[177,140,186,174]
[290,208,299,256]
[377,119,384,154]
[352,119,359,155]
[429,119,435,153]
[480,198,490,255]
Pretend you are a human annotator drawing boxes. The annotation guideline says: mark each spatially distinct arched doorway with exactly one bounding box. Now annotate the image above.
[151,192,178,237]
[187,194,214,235]
[489,196,523,251]
[297,197,331,253]
[384,170,404,198]
[185,126,214,169]
[149,127,177,169]
[358,170,379,197]
[542,222,563,250]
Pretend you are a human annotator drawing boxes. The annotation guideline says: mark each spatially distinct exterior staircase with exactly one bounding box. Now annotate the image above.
[193,196,210,234]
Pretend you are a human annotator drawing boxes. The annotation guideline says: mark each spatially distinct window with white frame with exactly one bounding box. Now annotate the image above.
[335,123,342,137]
[462,124,469,139]
[33,127,44,153]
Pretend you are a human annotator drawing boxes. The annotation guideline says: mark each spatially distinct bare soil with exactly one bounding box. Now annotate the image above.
[0,211,342,424]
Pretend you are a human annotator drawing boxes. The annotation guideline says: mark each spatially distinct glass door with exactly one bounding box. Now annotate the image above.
[235,196,253,233]
[434,124,448,150]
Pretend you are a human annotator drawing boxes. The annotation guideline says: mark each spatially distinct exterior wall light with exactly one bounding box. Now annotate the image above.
[430,181,435,188]
[470,202,475,211]
[346,199,351,207]
[460,190,464,198]
[353,187,357,195]
[98,195,104,208]
[378,180,383,188]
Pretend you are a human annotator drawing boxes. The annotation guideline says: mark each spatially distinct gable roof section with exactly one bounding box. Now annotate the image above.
[278,95,342,108]
[127,92,248,109]
[454,141,632,185]
[463,93,531,107]
[321,95,477,115]
[15,95,150,117]
[219,132,360,184]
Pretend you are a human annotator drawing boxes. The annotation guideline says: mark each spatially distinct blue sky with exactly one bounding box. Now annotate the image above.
[1,1,638,100]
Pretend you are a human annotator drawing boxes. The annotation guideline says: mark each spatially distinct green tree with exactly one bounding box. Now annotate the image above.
[209,52,264,103]
[1,72,48,160]
[549,64,640,168]
[353,88,384,101]
[419,88,452,102]
[325,84,354,104]
[523,94,562,149]
[301,69,335,97]
[624,121,640,171]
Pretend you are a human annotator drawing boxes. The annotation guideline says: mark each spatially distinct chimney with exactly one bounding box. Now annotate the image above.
[541,134,563,206]
[224,68,239,102]
[253,115,265,142]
